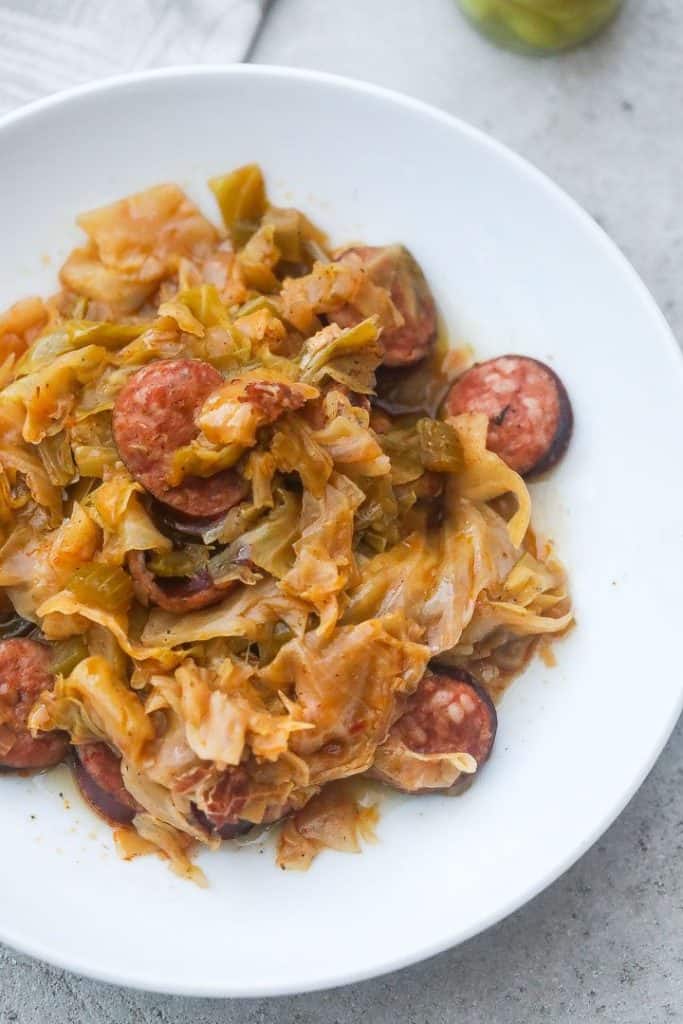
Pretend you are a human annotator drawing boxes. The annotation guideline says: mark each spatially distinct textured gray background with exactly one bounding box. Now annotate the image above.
[1,1,682,1021]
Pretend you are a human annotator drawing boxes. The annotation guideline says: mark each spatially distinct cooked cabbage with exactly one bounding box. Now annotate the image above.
[76,184,218,279]
[299,318,382,394]
[279,261,366,333]
[260,614,430,784]
[311,392,390,478]
[1,344,108,444]
[372,743,477,793]
[270,416,333,497]
[447,412,531,547]
[88,471,171,565]
[277,782,378,870]
[29,655,154,760]
[281,474,364,636]
[141,578,311,650]
[0,297,48,359]
[0,164,573,882]
[221,488,300,578]
[345,488,518,655]
[209,164,266,246]
[48,501,101,582]
[175,657,309,767]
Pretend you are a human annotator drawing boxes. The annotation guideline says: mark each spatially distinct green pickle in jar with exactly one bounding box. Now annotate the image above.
[457,0,624,54]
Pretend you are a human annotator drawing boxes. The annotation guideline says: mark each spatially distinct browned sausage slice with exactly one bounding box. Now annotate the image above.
[370,667,497,793]
[194,766,292,839]
[0,638,68,770]
[196,767,251,839]
[112,358,247,517]
[150,501,227,541]
[330,245,437,367]
[444,355,573,477]
[127,550,235,613]
[74,742,139,825]
[193,806,253,841]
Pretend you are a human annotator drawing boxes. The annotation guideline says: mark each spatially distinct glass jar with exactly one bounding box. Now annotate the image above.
[457,0,624,55]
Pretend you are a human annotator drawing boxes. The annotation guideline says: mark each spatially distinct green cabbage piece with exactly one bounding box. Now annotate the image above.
[209,164,267,247]
[299,318,381,394]
[16,320,150,377]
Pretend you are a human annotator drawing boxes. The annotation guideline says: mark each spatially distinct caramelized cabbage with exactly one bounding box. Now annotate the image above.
[237,224,280,292]
[0,524,60,617]
[88,472,171,565]
[59,245,157,316]
[197,369,317,448]
[299,318,382,394]
[1,345,107,443]
[209,164,266,246]
[48,501,100,581]
[223,488,301,578]
[29,655,154,761]
[345,489,517,655]
[312,392,390,478]
[448,412,531,547]
[0,445,63,524]
[176,658,309,767]
[37,591,177,666]
[0,297,48,359]
[270,416,333,497]
[372,743,477,793]
[76,184,218,279]
[260,614,430,784]
[124,815,208,886]
[17,320,148,376]
[68,564,134,613]
[279,261,366,333]
[0,162,573,883]
[243,450,278,509]
[37,432,76,487]
[281,474,364,635]
[277,783,378,870]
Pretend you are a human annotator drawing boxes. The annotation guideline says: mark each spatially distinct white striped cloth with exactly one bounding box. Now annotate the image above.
[0,0,266,114]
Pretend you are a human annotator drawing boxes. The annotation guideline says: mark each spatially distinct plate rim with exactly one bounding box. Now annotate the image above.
[0,62,681,998]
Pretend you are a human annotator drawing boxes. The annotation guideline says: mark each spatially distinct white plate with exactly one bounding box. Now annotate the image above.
[0,66,681,998]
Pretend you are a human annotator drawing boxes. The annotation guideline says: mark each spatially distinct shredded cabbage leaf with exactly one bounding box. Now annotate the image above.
[88,471,171,565]
[260,614,430,784]
[281,474,364,636]
[345,490,517,655]
[447,412,531,548]
[277,782,378,870]
[29,655,154,761]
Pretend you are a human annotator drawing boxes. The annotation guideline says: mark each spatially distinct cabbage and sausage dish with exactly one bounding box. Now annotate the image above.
[0,165,573,880]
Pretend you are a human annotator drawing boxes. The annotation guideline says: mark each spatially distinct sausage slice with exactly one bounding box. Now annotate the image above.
[150,501,227,542]
[193,767,251,839]
[0,638,68,770]
[74,742,139,825]
[127,550,233,614]
[330,245,437,367]
[444,355,573,477]
[370,667,497,793]
[112,358,247,517]
[195,766,292,839]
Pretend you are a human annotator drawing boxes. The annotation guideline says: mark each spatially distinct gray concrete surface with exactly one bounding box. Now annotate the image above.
[1,0,682,1020]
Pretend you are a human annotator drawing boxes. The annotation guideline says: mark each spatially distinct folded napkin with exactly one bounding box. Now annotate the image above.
[0,0,266,114]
